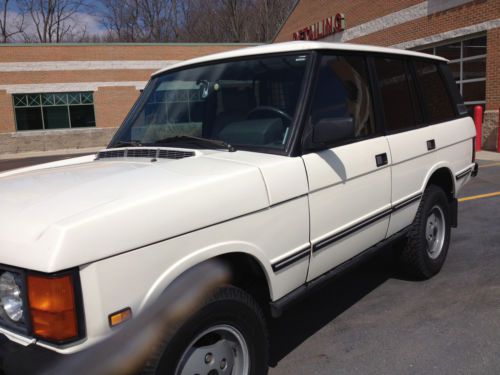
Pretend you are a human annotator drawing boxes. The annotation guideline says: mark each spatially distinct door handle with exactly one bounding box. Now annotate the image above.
[375,153,388,167]
[427,139,436,151]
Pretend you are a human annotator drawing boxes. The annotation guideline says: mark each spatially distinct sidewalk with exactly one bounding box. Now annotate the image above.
[476,150,500,162]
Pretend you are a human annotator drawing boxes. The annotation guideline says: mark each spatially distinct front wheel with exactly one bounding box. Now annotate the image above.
[398,185,451,279]
[146,286,269,375]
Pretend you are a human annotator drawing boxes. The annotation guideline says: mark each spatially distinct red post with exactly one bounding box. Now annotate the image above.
[474,105,483,152]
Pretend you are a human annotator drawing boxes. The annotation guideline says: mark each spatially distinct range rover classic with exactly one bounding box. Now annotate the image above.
[0,41,477,374]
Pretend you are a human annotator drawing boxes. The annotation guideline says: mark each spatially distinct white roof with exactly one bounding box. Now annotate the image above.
[153,41,447,76]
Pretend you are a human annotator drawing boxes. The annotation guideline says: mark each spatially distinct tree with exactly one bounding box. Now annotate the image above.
[0,0,24,42]
[100,0,179,42]
[177,0,295,43]
[19,0,89,43]
[253,0,295,42]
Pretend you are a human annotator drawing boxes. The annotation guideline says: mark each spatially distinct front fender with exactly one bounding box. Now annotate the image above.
[139,241,274,311]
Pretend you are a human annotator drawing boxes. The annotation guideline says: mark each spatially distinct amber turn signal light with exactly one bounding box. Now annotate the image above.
[109,307,132,327]
[27,274,79,342]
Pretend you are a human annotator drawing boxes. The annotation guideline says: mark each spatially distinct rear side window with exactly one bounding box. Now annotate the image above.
[414,60,456,124]
[373,57,422,132]
[309,54,375,144]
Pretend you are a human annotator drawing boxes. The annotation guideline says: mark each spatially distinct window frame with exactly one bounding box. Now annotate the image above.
[12,92,96,132]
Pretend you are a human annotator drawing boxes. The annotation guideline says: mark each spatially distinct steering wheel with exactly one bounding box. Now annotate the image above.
[246,106,293,125]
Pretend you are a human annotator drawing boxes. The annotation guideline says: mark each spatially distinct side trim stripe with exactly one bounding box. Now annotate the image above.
[456,168,472,180]
[272,247,311,273]
[313,208,393,253]
[393,192,423,211]
[312,192,422,254]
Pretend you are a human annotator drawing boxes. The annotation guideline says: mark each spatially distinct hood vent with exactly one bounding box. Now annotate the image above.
[158,149,195,159]
[127,149,157,158]
[98,150,125,158]
[97,148,195,160]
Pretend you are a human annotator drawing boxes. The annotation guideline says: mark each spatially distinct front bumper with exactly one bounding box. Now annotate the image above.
[0,334,64,374]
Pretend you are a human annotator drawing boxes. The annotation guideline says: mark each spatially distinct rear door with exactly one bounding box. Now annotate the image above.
[302,53,392,281]
[372,57,465,237]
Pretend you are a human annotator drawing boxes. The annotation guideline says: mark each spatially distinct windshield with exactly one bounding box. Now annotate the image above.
[110,53,310,152]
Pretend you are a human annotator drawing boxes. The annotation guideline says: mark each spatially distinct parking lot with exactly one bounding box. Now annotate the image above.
[0,154,499,374]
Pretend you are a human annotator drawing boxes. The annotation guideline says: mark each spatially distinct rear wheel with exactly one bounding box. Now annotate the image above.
[398,185,451,279]
[147,286,268,375]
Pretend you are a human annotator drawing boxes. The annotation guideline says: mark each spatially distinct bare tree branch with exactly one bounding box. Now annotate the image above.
[0,0,25,42]
[19,0,89,43]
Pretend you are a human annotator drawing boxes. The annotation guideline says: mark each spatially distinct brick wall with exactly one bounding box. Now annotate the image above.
[274,0,422,42]
[0,43,253,63]
[0,91,15,133]
[486,27,500,110]
[349,1,500,48]
[94,86,140,129]
[484,26,500,150]
[0,70,154,86]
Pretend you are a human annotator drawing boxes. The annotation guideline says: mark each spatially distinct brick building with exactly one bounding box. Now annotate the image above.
[0,43,256,154]
[275,0,500,150]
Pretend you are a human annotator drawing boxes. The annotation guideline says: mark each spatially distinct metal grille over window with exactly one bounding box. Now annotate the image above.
[417,35,486,115]
[13,92,96,131]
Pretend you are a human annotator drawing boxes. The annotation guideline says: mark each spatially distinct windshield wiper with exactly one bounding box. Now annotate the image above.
[153,136,236,152]
[111,140,144,148]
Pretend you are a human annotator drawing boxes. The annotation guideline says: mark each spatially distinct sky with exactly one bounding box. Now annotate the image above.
[2,0,107,41]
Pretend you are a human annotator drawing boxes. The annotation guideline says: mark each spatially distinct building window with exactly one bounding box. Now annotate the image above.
[417,35,486,114]
[13,92,96,131]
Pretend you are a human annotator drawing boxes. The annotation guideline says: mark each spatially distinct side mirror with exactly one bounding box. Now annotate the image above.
[312,117,354,144]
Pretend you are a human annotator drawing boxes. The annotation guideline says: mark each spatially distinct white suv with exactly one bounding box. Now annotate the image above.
[0,41,477,374]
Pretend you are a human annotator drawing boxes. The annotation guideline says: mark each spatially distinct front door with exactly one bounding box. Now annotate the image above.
[302,53,392,281]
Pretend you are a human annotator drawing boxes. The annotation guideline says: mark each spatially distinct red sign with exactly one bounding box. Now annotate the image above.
[293,13,346,41]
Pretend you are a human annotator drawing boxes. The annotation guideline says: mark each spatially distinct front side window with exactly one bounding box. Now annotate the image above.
[308,54,375,146]
[13,92,95,131]
[111,54,310,152]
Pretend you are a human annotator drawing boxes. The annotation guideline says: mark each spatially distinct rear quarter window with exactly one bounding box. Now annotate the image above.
[414,60,457,124]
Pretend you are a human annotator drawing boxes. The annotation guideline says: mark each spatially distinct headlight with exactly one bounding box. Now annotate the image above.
[0,267,84,344]
[0,272,23,322]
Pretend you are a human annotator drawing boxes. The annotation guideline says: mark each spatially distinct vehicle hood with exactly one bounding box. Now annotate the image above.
[0,151,273,272]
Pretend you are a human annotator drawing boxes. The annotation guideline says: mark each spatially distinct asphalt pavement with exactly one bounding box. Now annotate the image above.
[0,152,499,374]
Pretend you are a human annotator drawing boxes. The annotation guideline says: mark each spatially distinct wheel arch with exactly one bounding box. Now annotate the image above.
[139,247,274,314]
[422,164,456,201]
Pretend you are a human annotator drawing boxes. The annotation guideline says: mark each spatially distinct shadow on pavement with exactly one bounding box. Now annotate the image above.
[269,246,397,366]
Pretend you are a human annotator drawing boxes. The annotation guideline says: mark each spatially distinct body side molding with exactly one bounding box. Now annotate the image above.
[270,227,410,317]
